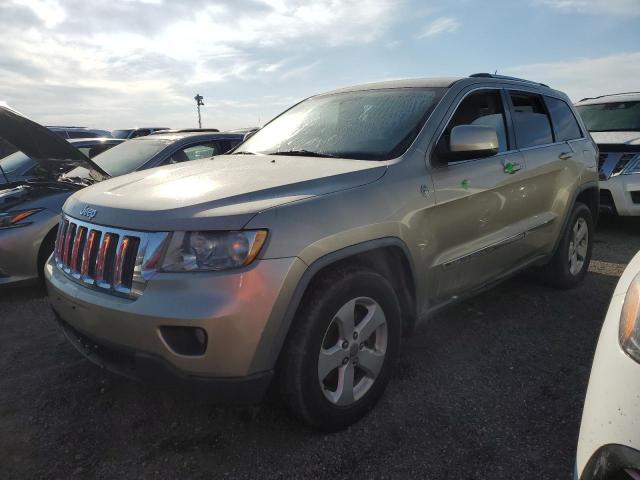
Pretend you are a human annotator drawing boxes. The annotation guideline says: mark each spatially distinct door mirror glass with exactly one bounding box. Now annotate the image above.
[448,125,499,160]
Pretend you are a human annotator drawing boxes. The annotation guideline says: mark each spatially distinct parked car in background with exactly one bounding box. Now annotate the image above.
[0,138,123,184]
[0,107,242,286]
[148,128,220,135]
[575,93,640,216]
[111,127,169,139]
[576,250,640,479]
[47,126,113,139]
[46,74,598,430]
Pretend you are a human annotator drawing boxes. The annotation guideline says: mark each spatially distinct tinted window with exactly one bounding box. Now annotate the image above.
[131,129,151,138]
[68,130,100,139]
[545,96,582,141]
[91,138,170,176]
[166,142,225,164]
[509,92,553,148]
[235,88,446,160]
[438,90,509,155]
[576,101,640,132]
[112,130,133,139]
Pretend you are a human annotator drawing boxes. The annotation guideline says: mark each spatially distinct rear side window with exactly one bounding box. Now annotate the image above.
[68,130,99,139]
[509,92,553,148]
[545,96,582,141]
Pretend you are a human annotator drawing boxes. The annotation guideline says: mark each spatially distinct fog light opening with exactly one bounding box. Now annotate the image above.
[159,326,208,356]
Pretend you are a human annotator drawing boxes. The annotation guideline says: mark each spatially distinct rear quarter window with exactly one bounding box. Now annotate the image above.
[545,96,583,141]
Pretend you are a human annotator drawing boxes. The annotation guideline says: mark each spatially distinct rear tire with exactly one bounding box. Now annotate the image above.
[280,266,401,431]
[538,202,593,289]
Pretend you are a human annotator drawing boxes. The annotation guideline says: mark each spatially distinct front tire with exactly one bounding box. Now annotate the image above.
[539,202,594,289]
[280,266,401,431]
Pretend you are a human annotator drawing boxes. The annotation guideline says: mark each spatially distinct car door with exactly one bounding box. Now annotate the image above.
[428,88,530,300]
[505,90,580,254]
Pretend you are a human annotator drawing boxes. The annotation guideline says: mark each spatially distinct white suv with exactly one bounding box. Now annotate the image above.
[575,93,640,216]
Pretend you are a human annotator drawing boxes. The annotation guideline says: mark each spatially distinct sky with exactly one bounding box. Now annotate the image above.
[0,0,638,131]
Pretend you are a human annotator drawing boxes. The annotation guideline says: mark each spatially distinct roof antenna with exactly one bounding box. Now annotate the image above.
[494,69,498,75]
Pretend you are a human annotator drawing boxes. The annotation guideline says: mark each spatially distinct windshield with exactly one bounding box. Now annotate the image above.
[576,101,640,132]
[112,129,133,139]
[91,138,170,176]
[235,87,446,160]
[0,150,35,173]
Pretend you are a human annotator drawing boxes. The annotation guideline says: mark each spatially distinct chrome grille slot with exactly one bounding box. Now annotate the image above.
[53,214,168,298]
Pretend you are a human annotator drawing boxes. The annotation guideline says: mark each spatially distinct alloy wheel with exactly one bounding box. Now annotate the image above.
[317,297,388,406]
[568,217,589,276]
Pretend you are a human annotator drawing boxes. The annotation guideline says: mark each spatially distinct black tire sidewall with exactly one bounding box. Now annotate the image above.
[283,268,401,431]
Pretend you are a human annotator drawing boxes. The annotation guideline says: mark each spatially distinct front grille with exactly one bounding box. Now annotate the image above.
[54,214,167,298]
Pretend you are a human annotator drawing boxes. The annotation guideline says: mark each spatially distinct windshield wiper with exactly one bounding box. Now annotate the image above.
[267,149,338,158]
[231,151,256,155]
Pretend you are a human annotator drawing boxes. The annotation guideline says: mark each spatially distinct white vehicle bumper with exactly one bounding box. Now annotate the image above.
[576,269,640,478]
[600,175,640,216]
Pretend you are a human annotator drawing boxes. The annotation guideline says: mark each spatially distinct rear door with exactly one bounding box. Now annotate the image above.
[506,90,586,254]
[429,88,529,300]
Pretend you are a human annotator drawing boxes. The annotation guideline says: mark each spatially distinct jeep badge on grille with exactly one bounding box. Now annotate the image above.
[79,205,97,220]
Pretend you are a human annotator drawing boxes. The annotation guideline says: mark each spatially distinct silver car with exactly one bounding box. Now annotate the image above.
[47,74,599,430]
[0,107,243,285]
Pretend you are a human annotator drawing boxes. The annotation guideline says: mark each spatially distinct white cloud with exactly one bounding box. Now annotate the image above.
[417,16,460,38]
[536,0,640,16]
[0,0,400,129]
[503,52,640,101]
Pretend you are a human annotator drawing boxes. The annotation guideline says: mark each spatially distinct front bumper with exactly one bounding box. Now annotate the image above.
[600,175,640,216]
[0,222,45,285]
[576,293,640,478]
[45,255,307,383]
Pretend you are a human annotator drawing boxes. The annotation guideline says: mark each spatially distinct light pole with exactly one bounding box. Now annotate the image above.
[194,94,204,128]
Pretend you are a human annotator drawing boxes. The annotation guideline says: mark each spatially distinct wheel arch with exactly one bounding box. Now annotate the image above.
[269,237,418,372]
[550,181,599,258]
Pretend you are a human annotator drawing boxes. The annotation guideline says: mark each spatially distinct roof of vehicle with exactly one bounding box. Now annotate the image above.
[575,92,640,105]
[320,73,555,96]
[150,128,221,134]
[68,138,125,146]
[130,131,244,142]
[114,127,169,131]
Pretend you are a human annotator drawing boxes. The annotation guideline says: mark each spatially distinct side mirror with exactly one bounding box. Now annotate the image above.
[448,125,499,161]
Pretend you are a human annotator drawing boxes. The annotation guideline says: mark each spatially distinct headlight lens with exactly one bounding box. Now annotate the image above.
[623,154,640,175]
[0,208,42,229]
[619,272,640,362]
[160,230,268,272]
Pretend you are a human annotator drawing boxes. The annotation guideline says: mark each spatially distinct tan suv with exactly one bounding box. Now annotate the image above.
[45,74,599,430]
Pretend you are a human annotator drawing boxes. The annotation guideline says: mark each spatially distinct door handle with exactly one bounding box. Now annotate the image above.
[503,161,522,174]
[559,151,574,160]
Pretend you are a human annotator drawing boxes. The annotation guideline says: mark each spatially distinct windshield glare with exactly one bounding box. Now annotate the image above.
[576,101,640,132]
[92,138,169,176]
[0,150,34,173]
[236,88,445,160]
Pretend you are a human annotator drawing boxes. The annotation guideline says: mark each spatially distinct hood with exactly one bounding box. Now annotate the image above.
[64,154,387,231]
[0,106,110,181]
[590,131,640,147]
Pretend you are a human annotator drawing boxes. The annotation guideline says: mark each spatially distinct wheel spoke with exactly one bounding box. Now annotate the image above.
[356,302,386,341]
[576,241,588,260]
[318,345,345,381]
[358,348,385,378]
[569,253,578,274]
[333,299,356,339]
[334,363,355,406]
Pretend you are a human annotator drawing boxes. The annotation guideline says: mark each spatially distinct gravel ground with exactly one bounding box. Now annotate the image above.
[1,216,639,480]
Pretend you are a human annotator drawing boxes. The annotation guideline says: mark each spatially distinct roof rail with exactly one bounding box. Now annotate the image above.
[469,73,549,88]
[578,91,640,102]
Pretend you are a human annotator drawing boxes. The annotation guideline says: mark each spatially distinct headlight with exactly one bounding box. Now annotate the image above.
[619,271,640,362]
[160,230,268,272]
[623,154,640,175]
[0,208,42,229]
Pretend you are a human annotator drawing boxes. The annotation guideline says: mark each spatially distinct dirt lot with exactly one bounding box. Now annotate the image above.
[1,216,639,480]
